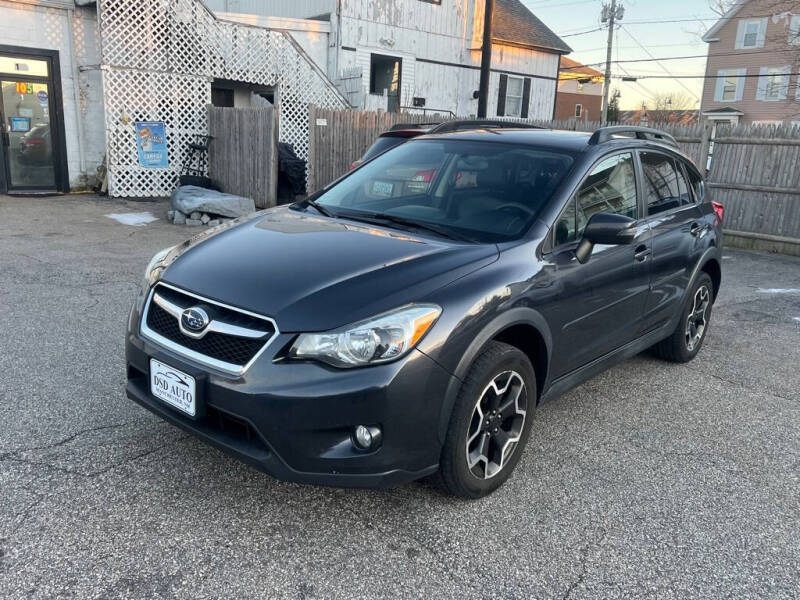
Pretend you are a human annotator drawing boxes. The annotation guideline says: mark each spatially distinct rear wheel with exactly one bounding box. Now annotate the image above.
[439,342,536,499]
[652,273,713,363]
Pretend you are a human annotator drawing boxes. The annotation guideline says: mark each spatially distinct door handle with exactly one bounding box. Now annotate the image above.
[634,245,651,263]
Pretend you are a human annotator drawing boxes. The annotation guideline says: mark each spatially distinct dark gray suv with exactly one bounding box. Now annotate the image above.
[126,125,723,498]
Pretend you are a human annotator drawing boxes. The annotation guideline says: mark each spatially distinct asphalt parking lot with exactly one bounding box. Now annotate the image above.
[1,194,798,599]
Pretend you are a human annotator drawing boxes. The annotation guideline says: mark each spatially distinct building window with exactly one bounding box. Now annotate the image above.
[736,18,767,49]
[790,15,800,45]
[370,54,402,113]
[497,74,531,118]
[757,66,790,102]
[505,76,524,117]
[714,68,745,102]
[575,104,582,118]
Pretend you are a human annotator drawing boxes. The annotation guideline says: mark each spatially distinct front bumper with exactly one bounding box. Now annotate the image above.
[125,306,455,488]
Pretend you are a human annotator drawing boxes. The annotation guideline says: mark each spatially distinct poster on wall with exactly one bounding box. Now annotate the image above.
[134,121,169,168]
[10,117,31,132]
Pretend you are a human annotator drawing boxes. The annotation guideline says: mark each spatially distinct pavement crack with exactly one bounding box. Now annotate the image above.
[7,491,48,539]
[1,438,184,479]
[83,438,185,478]
[683,366,797,404]
[0,422,133,460]
[562,527,607,600]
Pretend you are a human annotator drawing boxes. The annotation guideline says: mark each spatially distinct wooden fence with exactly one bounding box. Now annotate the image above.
[307,106,800,253]
[307,107,442,194]
[208,105,278,209]
[707,124,800,253]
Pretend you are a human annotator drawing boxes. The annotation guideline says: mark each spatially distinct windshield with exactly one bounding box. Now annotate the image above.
[314,139,575,243]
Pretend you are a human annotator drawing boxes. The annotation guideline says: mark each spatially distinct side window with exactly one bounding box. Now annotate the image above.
[553,153,637,246]
[674,160,692,205]
[554,198,576,246]
[641,152,681,215]
[686,168,705,203]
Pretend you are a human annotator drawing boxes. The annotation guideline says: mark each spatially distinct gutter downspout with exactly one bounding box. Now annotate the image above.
[66,7,87,182]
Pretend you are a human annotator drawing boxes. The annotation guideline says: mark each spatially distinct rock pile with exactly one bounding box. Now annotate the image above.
[169,185,256,227]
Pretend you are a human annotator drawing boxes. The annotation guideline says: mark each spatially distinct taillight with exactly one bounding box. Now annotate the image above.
[25,138,45,146]
[711,200,724,223]
[412,169,436,182]
[349,160,362,171]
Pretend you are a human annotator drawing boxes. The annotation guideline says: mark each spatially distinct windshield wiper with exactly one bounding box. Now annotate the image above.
[345,212,473,243]
[302,198,334,218]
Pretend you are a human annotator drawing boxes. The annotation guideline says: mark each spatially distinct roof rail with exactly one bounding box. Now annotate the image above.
[388,122,441,131]
[588,126,678,147]
[429,119,544,134]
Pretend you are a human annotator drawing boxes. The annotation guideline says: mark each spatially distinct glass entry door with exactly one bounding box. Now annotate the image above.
[0,54,59,191]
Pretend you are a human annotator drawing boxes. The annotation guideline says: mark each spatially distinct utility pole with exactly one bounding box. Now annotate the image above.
[600,0,623,124]
[477,0,494,118]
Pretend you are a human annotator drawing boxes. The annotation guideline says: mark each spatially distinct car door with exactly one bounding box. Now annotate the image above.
[638,152,706,332]
[541,151,652,379]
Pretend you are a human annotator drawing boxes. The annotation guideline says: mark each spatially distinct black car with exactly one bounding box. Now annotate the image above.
[350,120,541,169]
[126,125,723,498]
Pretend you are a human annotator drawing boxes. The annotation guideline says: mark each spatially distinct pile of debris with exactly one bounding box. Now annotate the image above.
[168,185,256,226]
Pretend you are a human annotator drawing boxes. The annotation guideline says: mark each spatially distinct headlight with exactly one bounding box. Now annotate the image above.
[141,247,174,293]
[288,304,441,368]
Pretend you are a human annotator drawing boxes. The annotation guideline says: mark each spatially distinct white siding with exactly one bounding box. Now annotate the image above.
[337,0,560,117]
[204,0,335,20]
[0,2,104,188]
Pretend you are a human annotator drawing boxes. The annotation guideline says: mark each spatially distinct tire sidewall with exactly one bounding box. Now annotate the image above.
[444,344,537,498]
[680,273,714,361]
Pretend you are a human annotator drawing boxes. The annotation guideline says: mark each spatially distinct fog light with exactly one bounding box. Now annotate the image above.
[353,425,382,450]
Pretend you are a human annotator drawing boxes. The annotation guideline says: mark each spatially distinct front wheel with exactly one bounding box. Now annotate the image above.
[439,342,536,499]
[652,272,714,363]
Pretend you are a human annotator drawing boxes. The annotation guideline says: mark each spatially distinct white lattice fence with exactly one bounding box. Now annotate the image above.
[98,0,347,197]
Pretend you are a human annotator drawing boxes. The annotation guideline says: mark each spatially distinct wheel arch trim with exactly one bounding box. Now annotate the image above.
[436,307,553,444]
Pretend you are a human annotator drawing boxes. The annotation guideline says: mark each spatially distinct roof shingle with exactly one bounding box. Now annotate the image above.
[493,0,572,54]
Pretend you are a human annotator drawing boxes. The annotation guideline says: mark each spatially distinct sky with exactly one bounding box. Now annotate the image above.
[523,0,721,110]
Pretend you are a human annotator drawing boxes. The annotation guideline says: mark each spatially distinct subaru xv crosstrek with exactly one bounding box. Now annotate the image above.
[126,125,723,498]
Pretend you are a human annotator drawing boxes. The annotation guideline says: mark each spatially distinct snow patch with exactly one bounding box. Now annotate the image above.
[757,288,800,294]
[105,212,159,226]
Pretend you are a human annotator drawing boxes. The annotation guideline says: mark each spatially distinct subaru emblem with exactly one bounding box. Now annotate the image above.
[181,306,209,332]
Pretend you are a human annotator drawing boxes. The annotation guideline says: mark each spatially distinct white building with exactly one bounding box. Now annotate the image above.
[0,0,569,197]
[210,0,571,118]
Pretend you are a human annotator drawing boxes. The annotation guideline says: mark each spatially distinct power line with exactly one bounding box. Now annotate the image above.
[559,47,793,70]
[613,71,800,80]
[527,0,599,7]
[560,27,604,37]
[620,25,701,101]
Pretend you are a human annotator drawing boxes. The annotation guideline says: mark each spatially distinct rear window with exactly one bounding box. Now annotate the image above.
[362,136,408,161]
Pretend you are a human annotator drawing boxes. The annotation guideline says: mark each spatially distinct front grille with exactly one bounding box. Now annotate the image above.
[144,284,275,368]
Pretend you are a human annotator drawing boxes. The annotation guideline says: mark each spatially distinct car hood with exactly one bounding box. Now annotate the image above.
[160,207,498,331]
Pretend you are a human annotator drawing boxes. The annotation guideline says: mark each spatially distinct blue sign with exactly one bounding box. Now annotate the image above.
[10,117,30,132]
[134,121,169,168]
[36,90,48,105]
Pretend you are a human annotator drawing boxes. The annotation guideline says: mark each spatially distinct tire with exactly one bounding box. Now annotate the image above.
[439,341,537,499]
[651,272,714,363]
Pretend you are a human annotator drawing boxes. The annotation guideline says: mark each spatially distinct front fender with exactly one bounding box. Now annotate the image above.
[430,306,553,444]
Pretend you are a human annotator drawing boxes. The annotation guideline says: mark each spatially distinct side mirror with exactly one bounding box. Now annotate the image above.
[575,213,636,264]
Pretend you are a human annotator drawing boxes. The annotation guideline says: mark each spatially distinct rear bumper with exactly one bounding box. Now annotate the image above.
[125,313,455,488]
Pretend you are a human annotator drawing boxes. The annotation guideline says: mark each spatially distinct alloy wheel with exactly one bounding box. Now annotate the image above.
[465,370,527,480]
[685,285,710,352]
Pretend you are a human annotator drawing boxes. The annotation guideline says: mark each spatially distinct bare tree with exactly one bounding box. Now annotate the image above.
[708,0,738,16]
[646,92,698,122]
